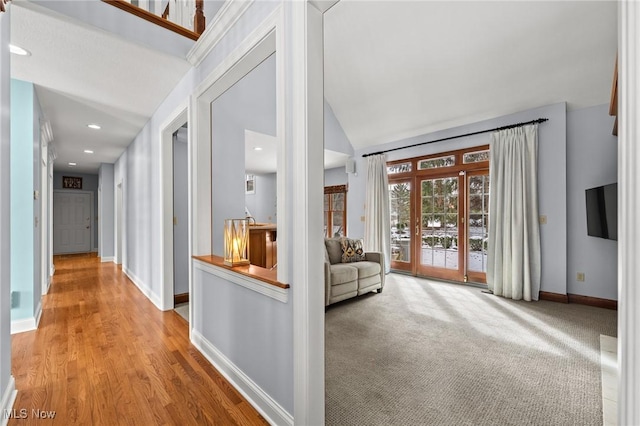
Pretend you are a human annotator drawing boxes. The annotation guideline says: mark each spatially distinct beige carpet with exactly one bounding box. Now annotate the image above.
[325,274,617,425]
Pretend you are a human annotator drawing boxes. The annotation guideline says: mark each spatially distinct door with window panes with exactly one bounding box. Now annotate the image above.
[325,185,347,238]
[388,147,490,284]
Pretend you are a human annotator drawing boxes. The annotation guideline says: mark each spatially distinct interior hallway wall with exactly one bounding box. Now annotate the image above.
[99,164,115,260]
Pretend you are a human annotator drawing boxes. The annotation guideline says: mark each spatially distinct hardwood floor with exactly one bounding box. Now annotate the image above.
[10,254,268,425]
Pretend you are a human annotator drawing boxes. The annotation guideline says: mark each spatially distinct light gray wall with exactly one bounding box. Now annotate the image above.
[0,5,12,395]
[567,104,617,300]
[324,166,348,187]
[99,163,115,259]
[204,1,225,23]
[211,52,276,255]
[114,1,293,414]
[245,173,277,223]
[53,172,99,251]
[351,102,568,296]
[173,135,189,295]
[325,99,353,156]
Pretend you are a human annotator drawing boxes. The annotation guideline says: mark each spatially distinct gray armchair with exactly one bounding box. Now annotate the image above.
[324,238,385,306]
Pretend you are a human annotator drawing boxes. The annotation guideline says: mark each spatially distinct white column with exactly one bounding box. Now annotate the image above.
[290,1,325,424]
[618,1,640,424]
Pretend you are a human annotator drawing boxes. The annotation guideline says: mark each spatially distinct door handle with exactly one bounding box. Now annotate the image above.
[416,224,419,236]
[86,226,90,229]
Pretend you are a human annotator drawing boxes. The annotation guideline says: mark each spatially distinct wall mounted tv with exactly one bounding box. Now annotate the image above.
[585,183,617,241]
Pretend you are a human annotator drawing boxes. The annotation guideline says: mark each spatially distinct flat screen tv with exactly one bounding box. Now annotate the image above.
[585,183,617,241]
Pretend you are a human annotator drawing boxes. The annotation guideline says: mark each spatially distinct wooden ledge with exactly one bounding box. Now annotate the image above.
[193,255,289,289]
[102,0,200,41]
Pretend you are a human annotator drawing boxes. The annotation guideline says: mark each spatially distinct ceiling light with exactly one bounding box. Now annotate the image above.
[254,147,263,151]
[87,124,101,130]
[68,162,77,166]
[84,150,94,154]
[9,44,30,56]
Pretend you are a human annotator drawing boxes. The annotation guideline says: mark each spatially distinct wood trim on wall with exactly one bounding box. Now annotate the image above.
[102,0,200,41]
[174,292,189,305]
[538,291,569,304]
[539,291,617,310]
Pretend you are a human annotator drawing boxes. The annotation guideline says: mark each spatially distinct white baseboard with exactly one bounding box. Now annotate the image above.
[0,376,17,426]
[34,302,42,328]
[122,267,162,310]
[100,256,114,263]
[11,317,37,335]
[191,330,293,426]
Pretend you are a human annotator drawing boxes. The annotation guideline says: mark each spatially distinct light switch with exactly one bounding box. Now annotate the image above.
[539,215,547,225]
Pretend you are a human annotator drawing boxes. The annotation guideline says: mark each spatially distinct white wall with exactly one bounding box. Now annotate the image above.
[0,4,14,403]
[324,166,348,187]
[99,163,115,260]
[114,1,293,415]
[324,99,353,156]
[350,102,568,296]
[245,173,277,223]
[172,135,189,295]
[566,104,617,300]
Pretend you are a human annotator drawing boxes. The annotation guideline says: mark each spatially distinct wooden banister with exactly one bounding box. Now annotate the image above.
[194,0,206,35]
[0,0,11,13]
[102,0,200,41]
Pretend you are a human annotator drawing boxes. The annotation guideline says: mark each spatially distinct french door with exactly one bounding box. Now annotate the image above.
[388,147,489,284]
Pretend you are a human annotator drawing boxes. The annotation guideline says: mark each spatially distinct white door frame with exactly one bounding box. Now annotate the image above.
[52,189,95,254]
[40,155,49,294]
[160,101,189,312]
[115,181,123,265]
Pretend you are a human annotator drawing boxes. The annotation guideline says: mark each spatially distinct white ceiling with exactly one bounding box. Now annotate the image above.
[324,1,618,150]
[10,2,191,173]
[8,1,618,174]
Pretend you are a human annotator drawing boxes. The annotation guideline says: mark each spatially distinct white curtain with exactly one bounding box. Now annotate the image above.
[487,124,541,301]
[364,154,391,273]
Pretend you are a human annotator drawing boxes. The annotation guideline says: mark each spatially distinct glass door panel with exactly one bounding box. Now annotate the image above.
[389,181,412,271]
[466,172,489,283]
[418,176,463,280]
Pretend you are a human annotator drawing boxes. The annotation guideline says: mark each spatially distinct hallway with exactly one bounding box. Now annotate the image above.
[9,254,267,425]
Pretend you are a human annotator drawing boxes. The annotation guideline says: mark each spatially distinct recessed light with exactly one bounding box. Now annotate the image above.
[87,124,101,130]
[9,44,30,56]
[254,147,263,151]
[84,150,94,154]
[68,162,77,166]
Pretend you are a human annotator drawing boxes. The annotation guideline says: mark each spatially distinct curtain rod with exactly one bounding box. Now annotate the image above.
[361,118,548,158]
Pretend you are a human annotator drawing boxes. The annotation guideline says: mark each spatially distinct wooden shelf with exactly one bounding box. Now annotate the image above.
[192,254,288,289]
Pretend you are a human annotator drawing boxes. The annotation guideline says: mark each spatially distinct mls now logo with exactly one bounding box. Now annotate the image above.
[3,408,56,419]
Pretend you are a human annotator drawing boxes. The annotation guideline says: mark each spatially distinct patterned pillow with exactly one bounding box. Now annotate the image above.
[341,238,365,263]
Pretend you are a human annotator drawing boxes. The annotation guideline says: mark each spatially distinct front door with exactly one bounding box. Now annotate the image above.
[53,192,91,254]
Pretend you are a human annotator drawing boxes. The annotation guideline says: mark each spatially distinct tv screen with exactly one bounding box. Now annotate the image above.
[585,183,617,241]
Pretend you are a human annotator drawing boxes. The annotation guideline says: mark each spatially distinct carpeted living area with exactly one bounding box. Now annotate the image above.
[325,273,617,425]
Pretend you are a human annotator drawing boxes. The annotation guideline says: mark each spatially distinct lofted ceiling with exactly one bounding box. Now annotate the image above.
[8,1,618,174]
[10,1,191,173]
[324,1,618,150]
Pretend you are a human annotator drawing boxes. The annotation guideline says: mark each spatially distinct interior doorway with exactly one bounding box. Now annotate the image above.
[173,124,189,322]
[52,191,93,254]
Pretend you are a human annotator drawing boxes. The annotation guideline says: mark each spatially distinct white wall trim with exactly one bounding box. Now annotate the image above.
[191,329,293,426]
[193,259,288,303]
[618,2,640,424]
[159,100,189,312]
[0,376,16,426]
[192,5,288,282]
[123,266,162,310]
[34,301,42,329]
[186,0,254,67]
[11,317,36,335]
[290,2,325,424]
[100,256,114,263]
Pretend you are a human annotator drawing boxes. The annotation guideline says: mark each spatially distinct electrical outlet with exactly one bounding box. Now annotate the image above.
[539,215,547,225]
[576,272,585,282]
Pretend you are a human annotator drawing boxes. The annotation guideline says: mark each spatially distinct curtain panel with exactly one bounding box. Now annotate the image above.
[364,154,391,273]
[487,124,541,301]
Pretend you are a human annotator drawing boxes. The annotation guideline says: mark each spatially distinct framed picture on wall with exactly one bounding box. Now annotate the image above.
[62,176,83,189]
[245,174,255,194]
